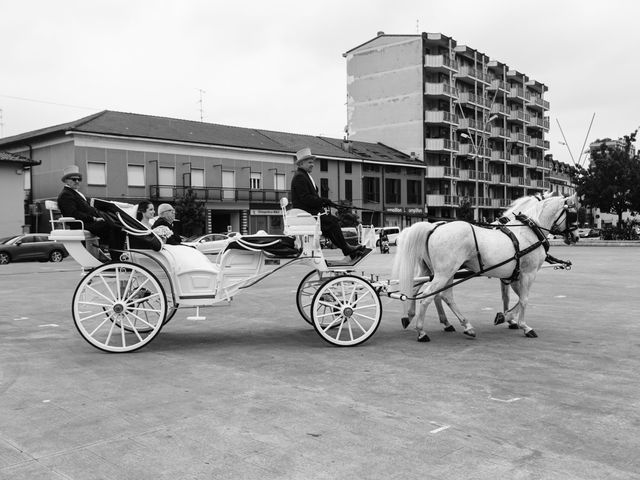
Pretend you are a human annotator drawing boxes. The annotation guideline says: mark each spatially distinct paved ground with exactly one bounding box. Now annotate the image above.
[1,245,639,479]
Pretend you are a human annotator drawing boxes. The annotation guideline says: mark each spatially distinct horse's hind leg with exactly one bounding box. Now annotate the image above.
[438,288,476,338]
[507,277,537,337]
[435,294,455,332]
[401,296,416,329]
[495,282,519,329]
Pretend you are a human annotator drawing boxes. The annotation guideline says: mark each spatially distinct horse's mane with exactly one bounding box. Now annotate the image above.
[503,192,560,221]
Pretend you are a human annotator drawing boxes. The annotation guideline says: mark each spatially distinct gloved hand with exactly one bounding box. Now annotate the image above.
[322,198,336,208]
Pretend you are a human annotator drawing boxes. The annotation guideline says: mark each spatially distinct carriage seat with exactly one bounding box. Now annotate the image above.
[283,209,320,236]
[92,199,162,251]
[224,235,300,258]
[45,200,97,241]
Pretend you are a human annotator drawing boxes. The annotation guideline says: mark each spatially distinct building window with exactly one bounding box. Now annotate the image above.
[407,179,422,204]
[345,179,352,201]
[127,165,145,187]
[385,165,401,174]
[158,167,175,198]
[250,172,262,190]
[320,158,328,171]
[385,178,401,204]
[344,162,352,174]
[320,178,329,198]
[363,177,380,203]
[222,171,235,200]
[191,168,205,187]
[363,164,380,172]
[87,162,106,185]
[274,173,286,191]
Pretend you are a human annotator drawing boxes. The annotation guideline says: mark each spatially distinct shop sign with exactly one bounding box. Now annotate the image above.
[250,209,281,215]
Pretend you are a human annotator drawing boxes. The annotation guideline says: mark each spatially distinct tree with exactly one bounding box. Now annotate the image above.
[334,200,361,228]
[458,196,474,222]
[175,188,206,237]
[573,130,640,225]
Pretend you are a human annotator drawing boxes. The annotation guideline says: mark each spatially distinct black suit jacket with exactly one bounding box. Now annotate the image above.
[290,168,326,215]
[153,217,182,245]
[57,186,99,225]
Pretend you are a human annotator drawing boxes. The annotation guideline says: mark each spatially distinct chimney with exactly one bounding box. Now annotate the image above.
[377,31,385,37]
[342,139,352,153]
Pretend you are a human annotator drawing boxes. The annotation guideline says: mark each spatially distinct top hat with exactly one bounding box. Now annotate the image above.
[295,147,316,164]
[61,165,82,181]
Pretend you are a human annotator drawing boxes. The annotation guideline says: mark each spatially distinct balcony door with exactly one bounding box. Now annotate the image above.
[222,171,235,200]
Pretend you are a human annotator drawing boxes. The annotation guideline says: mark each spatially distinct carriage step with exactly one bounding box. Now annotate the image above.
[186,307,206,321]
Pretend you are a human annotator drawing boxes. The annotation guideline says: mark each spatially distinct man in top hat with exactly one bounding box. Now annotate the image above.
[290,148,365,259]
[153,203,182,245]
[57,165,124,260]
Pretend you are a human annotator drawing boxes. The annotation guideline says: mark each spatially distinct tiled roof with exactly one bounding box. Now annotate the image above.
[0,151,40,165]
[0,110,421,166]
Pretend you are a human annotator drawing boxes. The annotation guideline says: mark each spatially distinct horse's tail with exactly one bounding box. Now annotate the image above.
[393,222,436,297]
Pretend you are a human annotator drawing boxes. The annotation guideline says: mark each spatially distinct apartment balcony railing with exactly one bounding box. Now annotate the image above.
[426,194,459,207]
[490,126,510,139]
[488,79,509,92]
[458,143,473,155]
[510,176,526,186]
[508,87,531,101]
[490,173,502,184]
[543,139,550,149]
[425,138,460,152]
[458,117,480,131]
[424,110,459,125]
[491,103,509,116]
[508,110,531,123]
[455,66,489,84]
[426,166,460,179]
[543,118,550,131]
[529,138,546,149]
[491,150,511,162]
[499,198,512,208]
[510,132,532,145]
[459,169,471,180]
[425,82,459,98]
[511,154,532,166]
[424,54,458,71]
[528,96,550,110]
[500,175,512,184]
[150,185,289,202]
[529,179,545,188]
[490,198,502,208]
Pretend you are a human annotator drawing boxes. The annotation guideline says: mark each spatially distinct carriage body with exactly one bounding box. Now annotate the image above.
[47,197,382,352]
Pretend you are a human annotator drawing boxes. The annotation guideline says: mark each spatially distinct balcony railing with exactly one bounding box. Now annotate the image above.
[150,185,290,202]
[425,138,460,152]
[425,110,459,125]
[491,104,509,116]
[424,54,457,71]
[491,150,511,162]
[508,87,531,101]
[426,194,459,207]
[426,166,460,178]
[425,83,459,98]
[508,110,531,123]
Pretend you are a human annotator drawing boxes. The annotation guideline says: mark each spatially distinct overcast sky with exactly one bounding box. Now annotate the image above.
[1,0,638,166]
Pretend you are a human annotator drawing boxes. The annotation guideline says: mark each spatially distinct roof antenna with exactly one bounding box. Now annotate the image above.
[197,88,206,122]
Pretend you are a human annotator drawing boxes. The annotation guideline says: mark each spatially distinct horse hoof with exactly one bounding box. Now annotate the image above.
[463,329,476,338]
[401,317,411,329]
[494,312,505,325]
[525,329,538,338]
[417,332,431,342]
[444,325,456,332]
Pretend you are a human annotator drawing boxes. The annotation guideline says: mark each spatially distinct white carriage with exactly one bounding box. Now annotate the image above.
[48,198,383,353]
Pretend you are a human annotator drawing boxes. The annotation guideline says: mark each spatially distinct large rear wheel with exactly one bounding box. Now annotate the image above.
[311,275,382,346]
[72,262,166,352]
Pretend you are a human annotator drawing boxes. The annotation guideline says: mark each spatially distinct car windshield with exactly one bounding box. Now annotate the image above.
[0,236,19,245]
[184,235,202,242]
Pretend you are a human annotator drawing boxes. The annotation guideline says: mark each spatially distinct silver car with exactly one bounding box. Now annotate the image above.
[182,233,231,255]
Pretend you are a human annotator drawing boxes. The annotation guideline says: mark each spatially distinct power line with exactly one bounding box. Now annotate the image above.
[0,94,99,111]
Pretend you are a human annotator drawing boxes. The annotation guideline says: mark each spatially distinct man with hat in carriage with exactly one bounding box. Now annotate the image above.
[290,148,366,260]
[57,165,125,261]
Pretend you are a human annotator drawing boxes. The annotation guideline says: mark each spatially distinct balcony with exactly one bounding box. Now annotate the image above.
[500,175,512,184]
[508,87,531,101]
[458,143,473,156]
[150,185,289,203]
[509,132,531,145]
[424,54,457,72]
[511,154,532,166]
[491,150,511,162]
[490,126,510,139]
[490,173,502,183]
[425,138,459,152]
[425,82,458,99]
[528,96,550,110]
[488,79,509,92]
[458,117,480,131]
[529,137,546,149]
[425,110,459,125]
[508,110,531,124]
[426,166,460,179]
[491,104,509,117]
[455,66,489,84]
[510,176,525,186]
[426,194,459,207]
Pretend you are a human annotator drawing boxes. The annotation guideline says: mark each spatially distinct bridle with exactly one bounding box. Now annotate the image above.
[549,199,579,237]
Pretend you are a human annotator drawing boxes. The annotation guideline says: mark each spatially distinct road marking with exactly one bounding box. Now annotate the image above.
[554,295,566,298]
[489,396,521,403]
[481,307,493,311]
[13,317,29,321]
[429,421,450,434]
[38,324,59,327]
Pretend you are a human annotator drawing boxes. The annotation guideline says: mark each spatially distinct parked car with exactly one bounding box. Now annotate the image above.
[0,234,69,265]
[182,233,231,255]
[374,226,401,246]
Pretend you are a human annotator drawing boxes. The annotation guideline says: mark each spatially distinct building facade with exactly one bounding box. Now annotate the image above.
[344,32,552,221]
[0,111,426,235]
[0,152,39,237]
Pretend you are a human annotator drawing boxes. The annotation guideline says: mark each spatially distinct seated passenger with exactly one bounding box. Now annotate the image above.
[57,165,124,261]
[153,204,182,245]
[290,147,365,260]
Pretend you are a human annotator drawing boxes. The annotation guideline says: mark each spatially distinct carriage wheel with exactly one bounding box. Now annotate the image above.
[296,270,340,325]
[72,262,166,353]
[311,275,382,347]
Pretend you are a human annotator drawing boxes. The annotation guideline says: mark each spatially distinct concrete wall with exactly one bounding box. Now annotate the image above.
[346,36,424,159]
[0,163,28,237]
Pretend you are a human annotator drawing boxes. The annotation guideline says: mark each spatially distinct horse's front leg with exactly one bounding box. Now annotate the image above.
[401,296,416,329]
[414,295,435,342]
[434,294,455,332]
[494,281,510,325]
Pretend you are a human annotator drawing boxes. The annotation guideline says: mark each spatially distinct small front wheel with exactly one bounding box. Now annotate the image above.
[311,275,382,346]
[72,262,166,352]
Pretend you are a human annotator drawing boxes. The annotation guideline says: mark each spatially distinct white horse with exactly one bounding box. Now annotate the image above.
[393,194,579,342]
[398,193,558,335]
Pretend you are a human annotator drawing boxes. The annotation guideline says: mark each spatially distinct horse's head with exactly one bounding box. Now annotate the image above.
[549,194,580,245]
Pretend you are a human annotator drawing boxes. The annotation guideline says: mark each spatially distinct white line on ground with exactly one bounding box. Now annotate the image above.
[489,396,521,403]
[38,324,59,327]
[429,421,451,434]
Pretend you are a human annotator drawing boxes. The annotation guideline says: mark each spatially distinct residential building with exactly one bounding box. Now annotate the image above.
[344,32,551,221]
[0,111,425,234]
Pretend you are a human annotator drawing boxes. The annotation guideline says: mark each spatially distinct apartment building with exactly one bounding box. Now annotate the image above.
[344,32,551,221]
